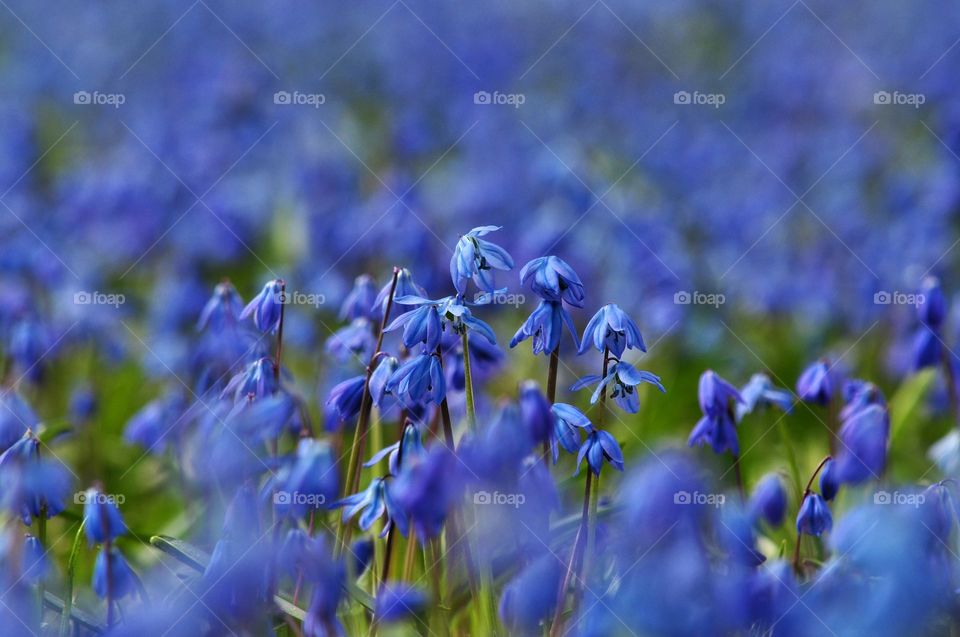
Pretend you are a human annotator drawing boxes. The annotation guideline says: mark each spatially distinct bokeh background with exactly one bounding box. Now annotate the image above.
[2,0,959,602]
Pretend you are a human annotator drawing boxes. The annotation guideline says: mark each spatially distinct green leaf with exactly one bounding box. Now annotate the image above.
[45,591,104,634]
[890,368,936,443]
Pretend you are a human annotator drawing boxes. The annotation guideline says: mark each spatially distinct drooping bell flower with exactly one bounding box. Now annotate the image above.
[0,432,70,524]
[912,328,942,370]
[92,546,138,600]
[392,445,464,542]
[240,279,284,333]
[21,535,49,584]
[223,357,279,401]
[369,355,399,408]
[325,318,376,363]
[576,429,625,476]
[0,392,37,453]
[519,381,553,446]
[364,421,424,476]
[719,504,766,566]
[386,352,446,407]
[324,375,366,430]
[819,458,840,501]
[375,583,429,623]
[339,274,378,321]
[519,255,585,307]
[571,361,665,414]
[796,493,832,536]
[918,276,946,328]
[334,477,408,538]
[373,268,426,319]
[498,553,562,635]
[275,439,339,518]
[510,300,579,355]
[197,280,244,332]
[688,370,743,456]
[350,538,375,578]
[123,391,187,454]
[578,304,645,357]
[83,486,127,545]
[749,474,787,527]
[736,373,793,422]
[450,225,514,294]
[839,380,886,422]
[385,304,442,352]
[833,404,889,485]
[796,360,833,405]
[551,403,590,463]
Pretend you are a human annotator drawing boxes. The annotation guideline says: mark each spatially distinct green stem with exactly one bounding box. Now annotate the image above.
[36,507,47,624]
[777,417,803,503]
[792,455,833,575]
[59,520,86,637]
[461,330,476,431]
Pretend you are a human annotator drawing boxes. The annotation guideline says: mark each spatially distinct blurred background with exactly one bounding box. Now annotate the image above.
[1,0,958,590]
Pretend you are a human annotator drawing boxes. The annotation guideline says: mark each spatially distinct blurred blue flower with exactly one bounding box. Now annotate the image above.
[324,375,366,429]
[839,379,886,421]
[197,281,244,332]
[510,300,578,355]
[375,583,429,623]
[392,445,463,542]
[797,359,834,405]
[335,477,408,537]
[796,493,832,536]
[83,487,127,545]
[519,381,552,446]
[92,546,137,600]
[578,303,645,357]
[21,535,49,584]
[123,391,187,454]
[275,438,339,518]
[364,421,424,476]
[0,392,37,453]
[819,458,841,501]
[374,268,426,319]
[736,373,793,422]
[223,357,279,402]
[0,432,70,524]
[918,276,946,328]
[339,274,378,321]
[240,279,284,333]
[749,474,787,527]
[833,404,889,484]
[385,304,442,352]
[325,317,376,362]
[519,255,584,307]
[450,225,514,294]
[688,370,743,456]
[498,553,561,635]
[369,355,399,408]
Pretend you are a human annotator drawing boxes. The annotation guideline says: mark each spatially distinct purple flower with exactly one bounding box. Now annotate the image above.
[519,255,585,307]
[0,392,37,454]
[223,357,278,402]
[736,373,793,422]
[22,535,49,584]
[275,439,339,518]
[197,280,244,331]
[375,583,429,623]
[749,474,787,527]
[83,486,127,544]
[839,380,886,422]
[819,459,840,501]
[576,429,624,475]
[796,493,832,536]
[698,369,743,418]
[796,360,833,405]
[0,432,70,524]
[578,304,645,357]
[385,304,442,352]
[335,477,408,537]
[450,225,514,294]
[510,300,578,355]
[92,547,138,600]
[340,274,379,321]
[688,370,743,456]
[325,318,376,362]
[833,404,889,484]
[551,402,591,462]
[386,353,446,407]
[364,422,424,476]
[240,279,284,333]
[498,553,561,634]
[519,381,553,446]
[123,391,187,454]
[918,276,946,328]
[324,375,366,429]
[369,355,399,407]
[392,445,464,542]
[572,361,665,413]
[374,268,426,319]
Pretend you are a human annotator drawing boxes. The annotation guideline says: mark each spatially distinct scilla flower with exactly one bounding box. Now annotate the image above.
[364,422,425,475]
[385,304,442,352]
[498,553,561,635]
[839,379,886,422]
[819,459,840,501]
[796,359,833,405]
[450,225,514,294]
[0,432,70,524]
[510,300,578,355]
[796,492,832,536]
[519,255,585,307]
[340,274,378,321]
[0,392,36,453]
[374,268,425,318]
[325,317,376,363]
[375,583,429,623]
[386,352,446,407]
[335,477,408,537]
[275,439,339,518]
[519,381,553,446]
[369,355,399,407]
[22,535,49,584]
[749,474,787,527]
[197,280,244,331]
[688,370,743,456]
[83,486,127,544]
[918,275,946,328]
[223,357,279,401]
[736,373,793,422]
[92,546,138,600]
[571,361,665,413]
[833,404,889,484]
[240,279,284,333]
[576,429,625,475]
[551,403,591,462]
[578,303,645,357]
[324,375,366,429]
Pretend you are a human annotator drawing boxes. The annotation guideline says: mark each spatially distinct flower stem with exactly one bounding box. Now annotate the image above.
[36,506,47,624]
[731,453,745,499]
[58,520,86,637]
[549,470,593,637]
[543,345,561,460]
[435,347,455,448]
[339,268,401,553]
[792,455,832,575]
[461,330,476,431]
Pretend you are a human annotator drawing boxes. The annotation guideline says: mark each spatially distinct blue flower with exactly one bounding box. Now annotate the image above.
[197,280,244,331]
[839,379,886,422]
[83,487,127,544]
[796,359,834,405]
[92,547,138,600]
[688,370,743,456]
[9,318,50,383]
[22,535,49,584]
[833,404,889,484]
[551,403,591,462]
[240,279,284,333]
[223,357,279,402]
[325,317,376,362]
[392,445,463,542]
[519,381,553,446]
[749,474,787,527]
[498,553,561,635]
[576,429,624,476]
[819,458,840,501]
[510,300,578,355]
[918,275,946,328]
[385,304,442,351]
[336,477,408,537]
[796,492,832,536]
[374,268,426,319]
[0,432,70,524]
[369,355,399,408]
[340,274,379,321]
[450,225,514,294]
[375,583,429,623]
[350,538,375,578]
[0,392,36,453]
[386,353,446,407]
[123,391,186,454]
[735,373,793,422]
[519,255,585,307]
[275,438,339,518]
[364,421,424,476]
[395,294,497,345]
[578,303,645,357]
[572,361,665,413]
[698,369,743,417]
[912,327,942,370]
[324,375,366,429]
